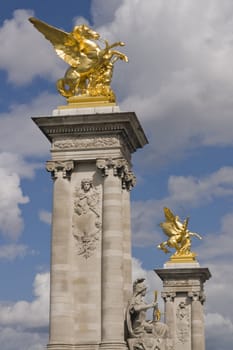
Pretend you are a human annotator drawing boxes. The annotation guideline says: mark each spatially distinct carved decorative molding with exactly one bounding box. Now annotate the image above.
[53,135,120,150]
[96,158,136,190]
[188,291,206,304]
[161,292,176,302]
[176,301,190,344]
[46,160,74,179]
[72,178,101,258]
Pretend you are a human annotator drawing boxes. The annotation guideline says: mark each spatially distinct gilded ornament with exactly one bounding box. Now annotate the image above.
[157,207,202,262]
[29,17,128,106]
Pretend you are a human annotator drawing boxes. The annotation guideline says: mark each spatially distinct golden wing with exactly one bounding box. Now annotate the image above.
[29,17,80,67]
[163,207,176,223]
[159,207,178,237]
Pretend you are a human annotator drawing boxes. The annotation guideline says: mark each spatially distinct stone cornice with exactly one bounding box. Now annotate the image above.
[32,112,148,154]
[155,267,211,284]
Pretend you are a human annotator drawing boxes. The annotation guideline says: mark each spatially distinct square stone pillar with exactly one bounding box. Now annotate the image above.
[155,265,211,350]
[33,108,148,350]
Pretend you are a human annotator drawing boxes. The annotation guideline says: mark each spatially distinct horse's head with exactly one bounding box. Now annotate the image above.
[73,25,100,41]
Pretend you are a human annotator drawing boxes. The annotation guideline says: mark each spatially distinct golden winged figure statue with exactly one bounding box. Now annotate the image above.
[157,207,202,261]
[29,17,128,103]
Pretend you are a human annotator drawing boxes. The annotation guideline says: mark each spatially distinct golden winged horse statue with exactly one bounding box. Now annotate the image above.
[29,17,128,103]
[158,207,202,261]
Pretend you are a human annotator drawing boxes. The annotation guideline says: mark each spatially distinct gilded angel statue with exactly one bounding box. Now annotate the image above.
[29,17,128,102]
[157,207,202,259]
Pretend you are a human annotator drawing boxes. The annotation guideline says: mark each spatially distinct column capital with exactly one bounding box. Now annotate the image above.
[46,160,74,179]
[188,291,206,304]
[161,292,176,302]
[96,158,136,190]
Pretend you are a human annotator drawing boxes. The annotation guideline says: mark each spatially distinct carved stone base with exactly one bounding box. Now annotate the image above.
[47,343,99,350]
[155,267,211,350]
[128,336,167,350]
[99,341,128,350]
[58,95,116,109]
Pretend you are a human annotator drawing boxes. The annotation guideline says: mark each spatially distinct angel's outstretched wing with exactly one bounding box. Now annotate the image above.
[29,17,80,67]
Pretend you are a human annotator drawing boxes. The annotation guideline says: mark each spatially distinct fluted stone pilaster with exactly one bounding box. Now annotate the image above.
[97,159,127,349]
[46,161,74,345]
[189,292,206,350]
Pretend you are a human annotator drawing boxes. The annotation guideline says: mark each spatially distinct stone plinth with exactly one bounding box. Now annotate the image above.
[33,109,148,350]
[155,266,211,350]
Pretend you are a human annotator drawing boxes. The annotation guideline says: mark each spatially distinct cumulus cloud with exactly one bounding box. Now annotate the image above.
[132,166,233,246]
[0,164,29,239]
[91,0,233,165]
[0,272,49,329]
[0,92,62,157]
[0,272,49,349]
[198,212,233,259]
[0,326,47,350]
[205,312,233,350]
[0,9,65,85]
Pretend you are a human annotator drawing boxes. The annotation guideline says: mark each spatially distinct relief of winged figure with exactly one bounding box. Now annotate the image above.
[157,207,202,258]
[29,17,128,102]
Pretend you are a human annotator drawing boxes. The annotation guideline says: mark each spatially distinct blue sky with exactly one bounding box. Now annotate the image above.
[0,1,233,349]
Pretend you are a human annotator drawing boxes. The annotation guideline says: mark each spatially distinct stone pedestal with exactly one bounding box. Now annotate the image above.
[33,108,148,350]
[155,265,211,350]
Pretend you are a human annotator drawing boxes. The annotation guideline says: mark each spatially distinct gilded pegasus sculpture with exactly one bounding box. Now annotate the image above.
[29,17,128,103]
[158,207,202,262]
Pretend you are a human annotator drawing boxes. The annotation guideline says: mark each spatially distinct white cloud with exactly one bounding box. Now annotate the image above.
[0,326,47,350]
[0,165,29,239]
[38,210,51,225]
[91,0,233,165]
[132,166,233,246]
[204,262,233,349]
[0,244,32,261]
[0,153,40,179]
[0,92,62,158]
[0,10,64,85]
[168,166,233,205]
[0,272,49,329]
[198,212,233,259]
[91,0,124,25]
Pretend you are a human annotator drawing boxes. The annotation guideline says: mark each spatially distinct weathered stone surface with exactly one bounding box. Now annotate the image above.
[155,267,211,350]
[33,109,148,350]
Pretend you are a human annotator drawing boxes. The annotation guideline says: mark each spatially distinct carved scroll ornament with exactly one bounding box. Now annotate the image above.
[96,158,136,190]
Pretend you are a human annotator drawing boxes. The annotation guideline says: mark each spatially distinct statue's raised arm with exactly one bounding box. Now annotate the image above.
[29,17,128,104]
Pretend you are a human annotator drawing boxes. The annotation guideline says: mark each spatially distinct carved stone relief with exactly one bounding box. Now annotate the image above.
[46,160,74,179]
[176,301,190,344]
[72,178,101,258]
[96,158,136,190]
[53,135,120,150]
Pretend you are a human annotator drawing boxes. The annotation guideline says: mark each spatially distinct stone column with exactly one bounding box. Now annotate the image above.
[122,168,136,305]
[97,159,128,350]
[46,160,74,347]
[161,292,176,345]
[189,291,206,350]
[155,267,211,350]
[33,110,148,350]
